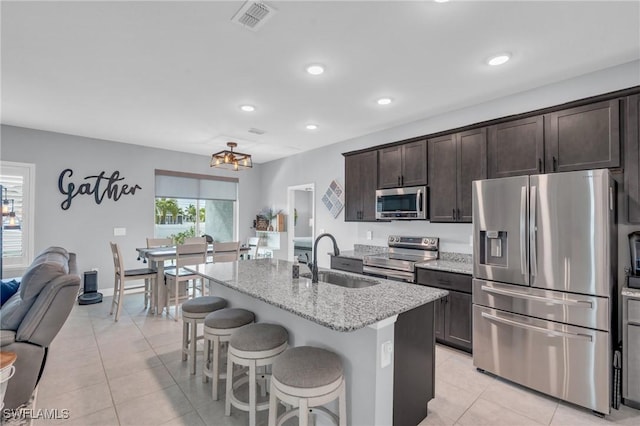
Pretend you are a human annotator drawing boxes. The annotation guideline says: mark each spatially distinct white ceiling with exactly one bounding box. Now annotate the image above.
[2,1,639,164]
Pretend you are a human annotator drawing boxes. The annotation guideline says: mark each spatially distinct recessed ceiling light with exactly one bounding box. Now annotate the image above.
[239,104,255,112]
[487,54,511,66]
[434,0,450,3]
[377,97,393,106]
[305,124,318,130]
[306,64,325,75]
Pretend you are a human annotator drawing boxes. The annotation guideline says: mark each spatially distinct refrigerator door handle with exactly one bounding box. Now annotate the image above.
[480,312,593,342]
[480,285,594,308]
[530,185,537,279]
[520,186,528,281]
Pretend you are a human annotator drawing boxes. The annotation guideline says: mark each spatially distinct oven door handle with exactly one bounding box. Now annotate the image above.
[363,266,414,282]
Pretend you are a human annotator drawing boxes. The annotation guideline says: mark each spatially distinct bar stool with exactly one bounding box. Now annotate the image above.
[268,346,346,426]
[226,323,289,426]
[182,296,228,375]
[203,308,255,400]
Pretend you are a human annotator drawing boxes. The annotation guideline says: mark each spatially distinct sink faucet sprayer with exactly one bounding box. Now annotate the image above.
[308,233,340,283]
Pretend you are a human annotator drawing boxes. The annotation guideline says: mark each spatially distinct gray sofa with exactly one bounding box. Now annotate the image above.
[0,247,80,410]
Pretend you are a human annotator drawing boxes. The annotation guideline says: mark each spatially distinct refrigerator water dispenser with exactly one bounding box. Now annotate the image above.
[479,230,508,267]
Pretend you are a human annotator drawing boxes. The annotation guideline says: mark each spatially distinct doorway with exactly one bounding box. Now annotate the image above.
[287,184,315,263]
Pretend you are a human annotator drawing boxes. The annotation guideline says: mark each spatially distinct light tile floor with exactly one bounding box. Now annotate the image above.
[28,294,640,425]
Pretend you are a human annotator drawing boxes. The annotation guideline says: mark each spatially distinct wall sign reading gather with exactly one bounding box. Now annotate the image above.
[58,169,142,210]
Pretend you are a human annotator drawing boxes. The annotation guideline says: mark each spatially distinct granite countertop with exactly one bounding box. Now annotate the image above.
[188,259,447,332]
[622,286,640,298]
[416,252,473,275]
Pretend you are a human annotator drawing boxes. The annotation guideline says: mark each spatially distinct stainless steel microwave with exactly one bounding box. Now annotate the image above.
[375,186,427,220]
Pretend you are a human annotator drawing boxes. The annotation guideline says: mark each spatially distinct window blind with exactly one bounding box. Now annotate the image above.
[155,171,238,201]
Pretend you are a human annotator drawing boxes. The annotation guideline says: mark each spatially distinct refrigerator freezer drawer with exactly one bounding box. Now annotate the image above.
[473,279,610,331]
[473,305,611,415]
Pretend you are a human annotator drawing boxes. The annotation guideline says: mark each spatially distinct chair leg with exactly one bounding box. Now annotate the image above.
[212,336,222,399]
[249,360,257,426]
[182,321,189,362]
[190,319,197,375]
[115,279,125,322]
[225,353,234,416]
[144,278,149,308]
[268,381,278,426]
[110,276,118,315]
[203,337,211,384]
[338,381,346,426]
[174,281,179,321]
[299,398,309,426]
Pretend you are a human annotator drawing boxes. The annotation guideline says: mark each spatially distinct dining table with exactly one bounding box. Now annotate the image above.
[135,245,250,315]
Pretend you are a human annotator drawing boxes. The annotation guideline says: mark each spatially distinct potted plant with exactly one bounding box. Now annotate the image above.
[259,207,282,231]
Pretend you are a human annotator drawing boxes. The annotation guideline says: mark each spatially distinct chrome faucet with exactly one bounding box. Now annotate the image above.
[308,233,340,283]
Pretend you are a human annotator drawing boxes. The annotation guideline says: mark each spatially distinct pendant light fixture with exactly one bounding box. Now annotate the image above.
[210,142,253,171]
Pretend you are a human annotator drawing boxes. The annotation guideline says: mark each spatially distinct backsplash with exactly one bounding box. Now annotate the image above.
[353,244,388,255]
[440,252,472,264]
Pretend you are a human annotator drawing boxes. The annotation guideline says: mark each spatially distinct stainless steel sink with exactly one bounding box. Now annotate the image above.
[301,271,380,288]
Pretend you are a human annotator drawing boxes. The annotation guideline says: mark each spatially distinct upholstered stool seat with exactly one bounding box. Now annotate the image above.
[203,308,255,400]
[226,323,288,426]
[268,346,347,426]
[181,296,227,375]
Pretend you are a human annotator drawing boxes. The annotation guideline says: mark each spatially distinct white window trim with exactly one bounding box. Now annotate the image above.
[1,161,35,275]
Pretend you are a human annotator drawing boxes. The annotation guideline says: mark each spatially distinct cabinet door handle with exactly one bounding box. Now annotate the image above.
[538,158,542,173]
[401,175,404,186]
[457,209,460,221]
[452,208,455,220]
[553,156,557,172]
[397,176,401,186]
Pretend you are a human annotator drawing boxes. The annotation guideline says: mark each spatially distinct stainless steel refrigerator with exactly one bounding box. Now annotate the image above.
[472,169,617,415]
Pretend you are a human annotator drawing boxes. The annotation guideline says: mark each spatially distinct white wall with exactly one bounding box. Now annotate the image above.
[258,60,640,268]
[0,125,263,289]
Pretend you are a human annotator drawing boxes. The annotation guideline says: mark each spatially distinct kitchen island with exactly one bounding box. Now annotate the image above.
[188,259,447,426]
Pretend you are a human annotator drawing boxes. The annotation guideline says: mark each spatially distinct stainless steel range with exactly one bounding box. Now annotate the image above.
[363,236,439,282]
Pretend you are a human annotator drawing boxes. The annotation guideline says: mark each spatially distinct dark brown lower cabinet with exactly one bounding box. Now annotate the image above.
[417,268,472,353]
[393,302,435,426]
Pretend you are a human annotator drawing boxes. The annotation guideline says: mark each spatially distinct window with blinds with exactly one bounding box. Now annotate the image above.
[1,161,35,272]
[154,170,239,243]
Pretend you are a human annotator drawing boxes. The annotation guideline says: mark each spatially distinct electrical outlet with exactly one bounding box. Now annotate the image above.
[381,340,393,368]
[113,227,126,236]
[366,230,373,240]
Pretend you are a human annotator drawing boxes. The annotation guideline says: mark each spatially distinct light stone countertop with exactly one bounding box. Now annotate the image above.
[416,252,473,275]
[188,258,448,332]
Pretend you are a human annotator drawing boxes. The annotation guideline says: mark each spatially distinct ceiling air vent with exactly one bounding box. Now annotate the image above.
[248,128,266,135]
[231,1,277,32]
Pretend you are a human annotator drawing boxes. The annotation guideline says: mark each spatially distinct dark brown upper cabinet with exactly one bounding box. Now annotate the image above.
[378,139,427,188]
[626,94,640,223]
[544,99,620,173]
[488,116,544,178]
[429,129,487,222]
[344,150,378,221]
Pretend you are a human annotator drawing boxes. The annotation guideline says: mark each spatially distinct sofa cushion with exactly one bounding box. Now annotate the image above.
[0,330,16,347]
[1,278,21,306]
[40,246,70,259]
[0,292,31,331]
[20,250,69,301]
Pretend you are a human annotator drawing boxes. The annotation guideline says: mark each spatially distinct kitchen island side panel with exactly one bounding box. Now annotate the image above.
[207,280,395,426]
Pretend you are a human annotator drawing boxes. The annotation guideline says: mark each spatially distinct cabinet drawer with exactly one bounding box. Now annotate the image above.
[628,299,640,324]
[330,256,363,274]
[416,269,471,293]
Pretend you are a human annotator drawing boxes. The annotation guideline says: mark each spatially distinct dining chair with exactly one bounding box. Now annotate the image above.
[164,242,208,321]
[109,242,158,321]
[147,237,173,248]
[248,237,262,259]
[212,241,241,262]
[184,236,207,245]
